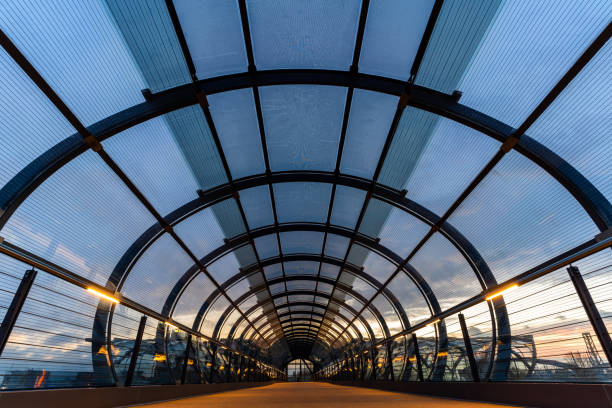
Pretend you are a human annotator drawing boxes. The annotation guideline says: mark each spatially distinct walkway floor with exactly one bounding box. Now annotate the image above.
[134,382,521,407]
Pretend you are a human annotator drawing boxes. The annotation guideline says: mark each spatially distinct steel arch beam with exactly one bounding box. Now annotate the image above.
[235,293,382,344]
[1,70,609,235]
[204,256,411,339]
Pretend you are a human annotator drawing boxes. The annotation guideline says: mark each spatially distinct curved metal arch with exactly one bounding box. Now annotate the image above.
[9,67,601,378]
[227,287,389,341]
[203,256,411,338]
[1,70,608,234]
[233,291,386,344]
[250,300,376,342]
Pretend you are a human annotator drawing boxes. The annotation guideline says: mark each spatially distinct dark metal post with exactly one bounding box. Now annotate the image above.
[125,315,147,386]
[180,334,192,384]
[387,342,395,381]
[458,313,480,382]
[568,266,612,366]
[412,333,424,382]
[0,269,36,356]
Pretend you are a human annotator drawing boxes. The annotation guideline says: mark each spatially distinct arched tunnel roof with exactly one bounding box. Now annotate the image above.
[0,0,610,388]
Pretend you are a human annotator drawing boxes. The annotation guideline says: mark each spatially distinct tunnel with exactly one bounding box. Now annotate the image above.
[0,1,610,407]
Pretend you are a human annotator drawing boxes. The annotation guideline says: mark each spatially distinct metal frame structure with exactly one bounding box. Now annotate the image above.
[0,1,609,390]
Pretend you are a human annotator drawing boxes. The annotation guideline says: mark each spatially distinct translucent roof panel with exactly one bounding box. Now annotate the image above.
[260,85,346,172]
[448,150,599,283]
[340,89,398,179]
[273,182,332,223]
[254,234,280,260]
[174,0,247,78]
[410,232,481,310]
[458,0,612,127]
[174,200,242,260]
[247,0,361,70]
[207,251,242,284]
[102,115,200,215]
[347,245,396,284]
[323,234,350,260]
[528,41,612,202]
[364,199,430,259]
[240,185,274,229]
[415,0,502,93]
[121,233,194,312]
[387,271,431,326]
[104,0,191,93]
[399,115,500,215]
[0,49,73,190]
[172,272,216,328]
[279,231,324,255]
[208,88,266,179]
[283,261,319,277]
[330,186,366,229]
[359,0,434,80]
[0,0,146,125]
[1,151,155,286]
[371,294,403,335]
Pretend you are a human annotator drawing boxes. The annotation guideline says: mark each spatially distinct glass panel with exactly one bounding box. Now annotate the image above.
[173,273,215,328]
[260,85,346,172]
[121,233,194,312]
[286,280,316,292]
[247,0,361,70]
[270,282,285,295]
[280,231,324,254]
[175,200,241,260]
[263,263,283,280]
[359,0,434,80]
[254,234,279,260]
[340,89,399,179]
[330,186,366,229]
[448,150,599,283]
[578,251,612,338]
[364,199,430,259]
[174,0,247,78]
[338,271,376,300]
[410,232,481,310]
[103,113,201,217]
[0,49,73,190]
[1,151,155,286]
[401,117,500,215]
[283,261,319,277]
[208,88,266,179]
[0,0,145,125]
[274,182,332,223]
[240,185,274,229]
[373,294,403,335]
[416,0,503,93]
[200,295,230,336]
[458,0,612,127]
[320,263,341,281]
[528,41,612,202]
[105,0,191,93]
[227,278,252,300]
[348,245,396,284]
[387,271,431,326]
[207,251,241,284]
[317,282,334,295]
[324,234,350,259]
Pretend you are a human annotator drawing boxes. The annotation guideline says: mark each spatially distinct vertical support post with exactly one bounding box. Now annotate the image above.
[125,315,147,386]
[568,266,612,367]
[0,269,37,357]
[412,333,424,382]
[458,313,480,382]
[371,347,377,380]
[180,334,192,384]
[387,342,395,381]
[210,344,217,383]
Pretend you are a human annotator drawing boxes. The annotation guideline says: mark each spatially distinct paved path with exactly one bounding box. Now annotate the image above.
[134,382,520,407]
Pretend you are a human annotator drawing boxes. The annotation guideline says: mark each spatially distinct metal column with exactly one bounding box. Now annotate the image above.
[0,269,36,356]
[568,266,612,367]
[458,313,480,382]
[412,333,424,382]
[125,315,147,386]
[180,334,192,384]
